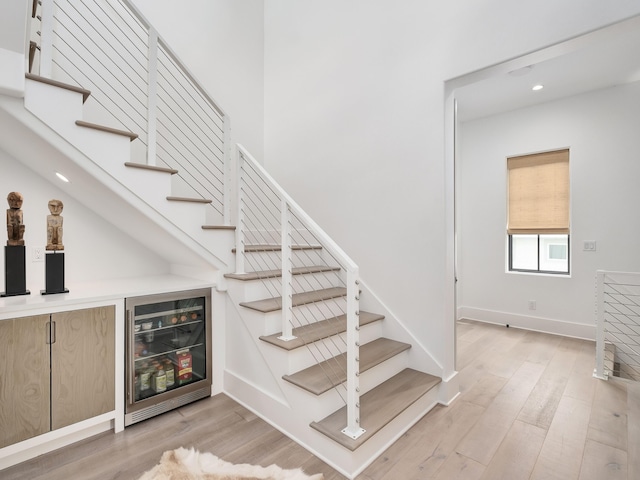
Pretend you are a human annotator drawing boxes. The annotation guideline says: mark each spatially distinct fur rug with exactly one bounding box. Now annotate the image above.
[138,447,324,480]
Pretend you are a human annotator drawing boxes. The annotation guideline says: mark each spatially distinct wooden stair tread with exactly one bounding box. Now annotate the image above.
[283,338,411,395]
[225,265,340,281]
[232,244,322,253]
[124,162,178,174]
[166,196,213,204]
[75,120,138,141]
[259,311,385,351]
[26,73,91,103]
[239,287,346,313]
[310,368,441,451]
[202,225,236,230]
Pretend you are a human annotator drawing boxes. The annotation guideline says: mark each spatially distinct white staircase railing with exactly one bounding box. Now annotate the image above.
[36,0,231,224]
[236,145,365,439]
[28,0,366,440]
[595,270,640,381]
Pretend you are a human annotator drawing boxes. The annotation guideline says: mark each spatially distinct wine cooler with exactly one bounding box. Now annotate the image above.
[125,288,212,426]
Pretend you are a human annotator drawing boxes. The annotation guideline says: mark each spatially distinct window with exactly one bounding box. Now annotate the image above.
[507,149,570,274]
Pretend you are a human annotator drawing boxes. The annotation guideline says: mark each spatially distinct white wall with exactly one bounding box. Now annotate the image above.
[0,150,169,292]
[0,0,27,54]
[457,82,640,338]
[0,0,27,96]
[129,0,265,159]
[263,1,640,375]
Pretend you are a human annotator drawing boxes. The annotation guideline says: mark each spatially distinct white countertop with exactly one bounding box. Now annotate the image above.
[0,274,216,319]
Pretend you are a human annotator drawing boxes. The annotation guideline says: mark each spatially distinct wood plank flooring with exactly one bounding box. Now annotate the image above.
[2,319,637,479]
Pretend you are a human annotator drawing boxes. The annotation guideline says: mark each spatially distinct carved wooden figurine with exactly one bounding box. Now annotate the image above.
[6,191,25,246]
[46,199,64,251]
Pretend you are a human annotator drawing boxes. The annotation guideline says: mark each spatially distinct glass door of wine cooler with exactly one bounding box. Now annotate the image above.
[125,288,212,426]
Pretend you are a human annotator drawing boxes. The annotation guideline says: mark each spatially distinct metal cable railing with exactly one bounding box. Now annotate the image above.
[235,162,350,392]
[30,0,363,439]
[236,145,365,439]
[38,0,230,223]
[595,270,640,381]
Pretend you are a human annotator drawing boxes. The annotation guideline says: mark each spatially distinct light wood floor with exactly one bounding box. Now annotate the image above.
[2,319,638,479]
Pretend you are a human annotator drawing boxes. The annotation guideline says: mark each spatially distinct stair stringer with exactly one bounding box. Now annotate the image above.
[222,275,445,479]
[16,77,236,274]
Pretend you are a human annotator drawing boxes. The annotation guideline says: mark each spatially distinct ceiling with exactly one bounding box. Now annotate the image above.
[454,15,640,123]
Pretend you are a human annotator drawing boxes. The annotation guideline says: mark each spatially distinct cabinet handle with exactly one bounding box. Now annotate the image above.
[46,321,51,344]
[50,320,56,344]
[127,310,134,405]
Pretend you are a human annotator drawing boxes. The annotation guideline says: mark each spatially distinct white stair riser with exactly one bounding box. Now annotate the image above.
[163,200,209,231]
[282,320,384,373]
[278,381,346,424]
[280,349,411,421]
[236,297,348,337]
[111,165,174,205]
[263,299,348,336]
[25,80,133,165]
[25,80,84,127]
[237,249,329,270]
[357,351,411,395]
[231,272,343,300]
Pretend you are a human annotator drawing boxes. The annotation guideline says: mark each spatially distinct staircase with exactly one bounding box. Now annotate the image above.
[228,261,441,450]
[10,0,448,477]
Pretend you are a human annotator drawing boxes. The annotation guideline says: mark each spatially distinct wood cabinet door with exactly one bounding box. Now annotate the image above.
[0,315,51,448]
[51,306,115,430]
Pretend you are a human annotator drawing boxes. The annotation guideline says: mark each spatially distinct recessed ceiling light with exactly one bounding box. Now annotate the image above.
[55,172,70,183]
[532,84,544,91]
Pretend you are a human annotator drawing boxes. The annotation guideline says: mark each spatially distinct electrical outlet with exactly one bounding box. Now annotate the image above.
[528,300,537,310]
[33,247,44,262]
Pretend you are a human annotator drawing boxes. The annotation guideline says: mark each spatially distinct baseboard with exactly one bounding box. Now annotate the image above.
[457,306,595,341]
[0,416,114,470]
[438,370,460,406]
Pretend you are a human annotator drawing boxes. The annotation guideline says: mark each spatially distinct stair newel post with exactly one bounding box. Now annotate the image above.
[594,270,607,379]
[39,0,54,78]
[234,149,246,274]
[342,268,365,440]
[146,26,159,166]
[279,199,295,341]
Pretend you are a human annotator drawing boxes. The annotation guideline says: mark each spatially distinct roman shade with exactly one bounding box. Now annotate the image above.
[507,149,569,235]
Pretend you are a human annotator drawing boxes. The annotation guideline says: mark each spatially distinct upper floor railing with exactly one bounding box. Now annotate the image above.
[33,0,231,223]
[594,270,640,382]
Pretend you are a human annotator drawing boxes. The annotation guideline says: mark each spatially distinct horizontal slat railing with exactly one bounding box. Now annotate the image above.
[236,145,365,439]
[595,270,640,381]
[38,0,230,223]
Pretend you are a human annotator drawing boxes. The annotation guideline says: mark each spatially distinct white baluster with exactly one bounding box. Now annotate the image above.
[235,149,246,274]
[279,200,295,341]
[147,27,158,166]
[594,270,607,380]
[342,269,365,440]
[223,114,232,225]
[39,0,54,77]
